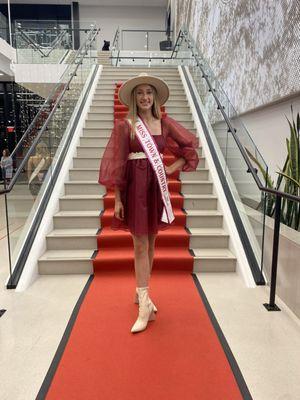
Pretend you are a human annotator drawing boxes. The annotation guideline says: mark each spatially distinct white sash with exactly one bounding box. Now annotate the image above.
[29,158,46,184]
[134,117,175,224]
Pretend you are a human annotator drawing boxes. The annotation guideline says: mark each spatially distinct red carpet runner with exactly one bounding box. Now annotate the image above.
[44,84,244,399]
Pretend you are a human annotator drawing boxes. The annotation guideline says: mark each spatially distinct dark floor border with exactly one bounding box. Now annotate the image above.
[35,275,94,400]
[191,273,253,400]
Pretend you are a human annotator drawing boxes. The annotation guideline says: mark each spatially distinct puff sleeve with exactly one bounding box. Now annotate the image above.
[163,115,199,171]
[98,119,130,190]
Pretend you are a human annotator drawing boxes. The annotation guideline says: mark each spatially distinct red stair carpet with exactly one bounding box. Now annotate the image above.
[41,83,248,399]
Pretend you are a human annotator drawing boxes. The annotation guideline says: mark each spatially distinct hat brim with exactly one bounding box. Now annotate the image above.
[118,75,169,107]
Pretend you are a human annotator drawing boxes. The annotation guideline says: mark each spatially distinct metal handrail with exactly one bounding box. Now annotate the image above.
[0,27,100,197]
[112,26,120,50]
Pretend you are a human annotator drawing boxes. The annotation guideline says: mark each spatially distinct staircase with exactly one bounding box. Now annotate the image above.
[38,57,237,274]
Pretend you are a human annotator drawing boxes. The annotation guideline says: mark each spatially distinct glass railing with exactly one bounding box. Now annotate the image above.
[110,28,174,66]
[175,27,268,280]
[112,29,172,51]
[13,20,97,64]
[1,26,99,286]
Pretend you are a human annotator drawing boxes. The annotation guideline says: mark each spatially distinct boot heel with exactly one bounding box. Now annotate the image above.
[149,311,156,321]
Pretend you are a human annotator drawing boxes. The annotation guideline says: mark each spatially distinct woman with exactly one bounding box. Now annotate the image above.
[99,73,199,333]
[1,149,13,187]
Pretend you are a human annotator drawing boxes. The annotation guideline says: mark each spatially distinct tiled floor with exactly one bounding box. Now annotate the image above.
[1,197,300,400]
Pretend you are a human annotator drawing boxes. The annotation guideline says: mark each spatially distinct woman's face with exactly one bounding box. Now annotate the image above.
[135,84,154,112]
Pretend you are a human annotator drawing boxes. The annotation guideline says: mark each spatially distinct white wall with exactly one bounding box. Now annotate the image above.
[240,95,300,181]
[79,5,166,50]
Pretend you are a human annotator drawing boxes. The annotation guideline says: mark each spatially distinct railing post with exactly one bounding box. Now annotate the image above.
[263,194,281,311]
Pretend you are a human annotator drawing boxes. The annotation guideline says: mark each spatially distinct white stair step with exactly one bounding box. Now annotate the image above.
[53,210,100,229]
[80,137,109,146]
[82,128,112,137]
[189,227,229,248]
[73,157,102,168]
[183,194,217,210]
[97,79,182,86]
[65,181,103,195]
[87,113,113,121]
[69,168,99,180]
[46,229,97,250]
[180,169,209,180]
[76,146,104,158]
[85,120,113,129]
[92,100,114,107]
[38,249,94,274]
[186,210,223,228]
[59,194,104,211]
[181,180,213,194]
[193,248,236,272]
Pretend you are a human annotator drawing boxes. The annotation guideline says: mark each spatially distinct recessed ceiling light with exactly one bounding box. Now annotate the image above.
[0,73,4,76]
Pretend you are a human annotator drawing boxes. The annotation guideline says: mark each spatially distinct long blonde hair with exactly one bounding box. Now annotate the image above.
[127,85,161,139]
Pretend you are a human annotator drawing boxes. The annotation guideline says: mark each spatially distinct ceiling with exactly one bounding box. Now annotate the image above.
[6,0,168,6]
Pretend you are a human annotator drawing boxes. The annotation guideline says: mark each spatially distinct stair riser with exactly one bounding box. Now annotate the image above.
[95,89,186,96]
[101,70,178,74]
[96,83,184,90]
[69,170,99,180]
[82,128,111,137]
[97,80,182,87]
[85,119,194,129]
[80,137,109,146]
[77,145,201,157]
[85,120,113,129]
[180,170,209,180]
[91,100,114,107]
[65,183,103,195]
[73,158,102,168]
[186,215,223,228]
[93,95,187,103]
[54,216,100,229]
[39,260,93,274]
[101,71,179,76]
[60,198,103,211]
[77,147,104,158]
[87,113,113,121]
[193,258,236,272]
[189,235,229,249]
[181,183,213,194]
[90,106,191,115]
[166,113,193,122]
[183,198,217,210]
[46,236,97,251]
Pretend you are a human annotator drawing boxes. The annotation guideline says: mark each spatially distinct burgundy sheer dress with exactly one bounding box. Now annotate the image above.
[98,115,199,236]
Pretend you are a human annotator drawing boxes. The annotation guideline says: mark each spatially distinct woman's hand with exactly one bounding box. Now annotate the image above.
[114,199,124,220]
[165,164,175,176]
[165,158,186,176]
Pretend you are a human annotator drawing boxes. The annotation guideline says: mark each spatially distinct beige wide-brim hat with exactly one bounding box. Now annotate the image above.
[118,73,169,107]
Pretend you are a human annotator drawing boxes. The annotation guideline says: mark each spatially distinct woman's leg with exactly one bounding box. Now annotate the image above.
[132,234,150,287]
[131,234,155,333]
[148,234,157,274]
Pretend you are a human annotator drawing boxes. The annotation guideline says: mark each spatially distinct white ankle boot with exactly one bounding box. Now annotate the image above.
[131,287,156,333]
[134,288,158,312]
